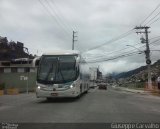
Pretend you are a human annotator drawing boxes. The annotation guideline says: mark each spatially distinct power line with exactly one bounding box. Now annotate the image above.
[86,38,160,61]
[140,3,160,25]
[86,41,159,63]
[38,0,71,39]
[149,37,160,45]
[144,11,160,26]
[86,47,137,60]
[150,50,160,51]
[86,48,143,63]
[50,0,75,31]
[83,29,134,53]
[86,51,140,63]
[85,4,160,63]
[86,47,129,60]
[84,3,160,55]
[86,44,144,61]
[86,43,145,60]
[148,16,160,26]
[44,0,71,36]
[45,0,73,33]
[149,35,160,40]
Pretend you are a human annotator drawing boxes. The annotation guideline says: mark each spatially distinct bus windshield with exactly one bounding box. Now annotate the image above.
[37,55,78,84]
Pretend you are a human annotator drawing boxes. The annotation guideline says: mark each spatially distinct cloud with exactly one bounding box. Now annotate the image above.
[100,60,144,74]
[0,0,160,74]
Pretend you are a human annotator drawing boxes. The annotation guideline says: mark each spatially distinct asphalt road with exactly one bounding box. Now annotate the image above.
[0,87,160,123]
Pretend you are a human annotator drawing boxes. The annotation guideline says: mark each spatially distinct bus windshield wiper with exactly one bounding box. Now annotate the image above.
[44,58,58,83]
[44,62,55,82]
[57,58,65,83]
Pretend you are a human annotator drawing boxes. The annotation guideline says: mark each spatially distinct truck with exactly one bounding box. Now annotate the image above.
[89,67,98,88]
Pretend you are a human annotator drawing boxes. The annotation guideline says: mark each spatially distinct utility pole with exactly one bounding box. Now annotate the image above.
[135,26,152,90]
[23,47,29,94]
[72,31,78,50]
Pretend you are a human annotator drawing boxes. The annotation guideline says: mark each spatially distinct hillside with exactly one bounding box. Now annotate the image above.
[0,36,34,61]
[114,66,147,79]
[114,60,160,81]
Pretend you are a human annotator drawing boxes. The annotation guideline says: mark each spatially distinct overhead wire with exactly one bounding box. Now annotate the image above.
[144,11,160,26]
[86,43,145,60]
[140,3,160,25]
[149,38,160,48]
[50,0,75,31]
[84,36,160,62]
[86,51,141,63]
[45,0,73,33]
[38,0,71,39]
[85,47,130,59]
[85,37,160,62]
[38,0,160,63]
[83,3,160,55]
[83,29,134,53]
[88,3,160,52]
[86,49,142,63]
[86,44,145,62]
[150,37,160,45]
[149,35,160,40]
[148,16,160,26]
[84,3,160,64]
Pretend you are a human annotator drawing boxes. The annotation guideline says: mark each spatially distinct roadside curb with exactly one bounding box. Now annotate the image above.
[113,86,149,95]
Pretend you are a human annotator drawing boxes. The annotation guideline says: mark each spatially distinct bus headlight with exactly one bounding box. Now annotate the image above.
[37,86,41,89]
[70,84,76,88]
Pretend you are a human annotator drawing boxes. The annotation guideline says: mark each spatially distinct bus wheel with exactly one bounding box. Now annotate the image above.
[76,95,80,99]
[76,91,82,99]
[46,97,52,101]
[85,90,88,94]
[80,84,82,93]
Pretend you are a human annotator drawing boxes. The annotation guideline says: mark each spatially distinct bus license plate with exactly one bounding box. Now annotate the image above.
[51,93,58,96]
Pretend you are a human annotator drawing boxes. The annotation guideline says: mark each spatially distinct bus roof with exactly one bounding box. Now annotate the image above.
[42,50,80,56]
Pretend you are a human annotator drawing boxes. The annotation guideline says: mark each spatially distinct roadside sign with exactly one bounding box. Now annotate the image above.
[20,76,28,81]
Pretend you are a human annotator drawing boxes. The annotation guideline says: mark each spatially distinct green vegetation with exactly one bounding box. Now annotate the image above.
[0,83,5,90]
[120,82,145,89]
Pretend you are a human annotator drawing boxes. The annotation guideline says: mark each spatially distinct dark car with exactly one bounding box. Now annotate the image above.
[98,82,107,90]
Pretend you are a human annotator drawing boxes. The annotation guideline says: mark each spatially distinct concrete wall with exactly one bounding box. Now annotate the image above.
[0,72,37,93]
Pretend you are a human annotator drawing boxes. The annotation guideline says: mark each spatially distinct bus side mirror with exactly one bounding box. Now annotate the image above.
[75,56,80,68]
[76,66,79,78]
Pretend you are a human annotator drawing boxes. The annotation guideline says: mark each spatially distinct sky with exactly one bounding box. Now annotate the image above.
[0,0,160,75]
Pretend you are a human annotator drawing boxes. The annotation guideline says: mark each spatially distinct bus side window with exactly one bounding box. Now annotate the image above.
[80,73,83,79]
[76,66,79,78]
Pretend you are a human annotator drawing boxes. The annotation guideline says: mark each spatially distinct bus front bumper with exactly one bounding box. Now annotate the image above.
[36,88,80,98]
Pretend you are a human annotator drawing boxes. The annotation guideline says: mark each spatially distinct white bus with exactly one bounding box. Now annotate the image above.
[36,50,89,100]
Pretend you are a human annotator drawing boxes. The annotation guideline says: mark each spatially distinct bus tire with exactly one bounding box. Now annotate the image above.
[75,94,80,99]
[80,84,82,93]
[85,90,88,93]
[46,97,52,101]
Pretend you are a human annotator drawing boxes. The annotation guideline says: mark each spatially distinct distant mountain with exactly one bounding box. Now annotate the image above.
[114,59,160,79]
[114,66,146,79]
